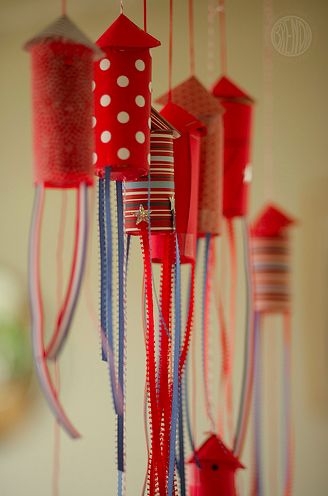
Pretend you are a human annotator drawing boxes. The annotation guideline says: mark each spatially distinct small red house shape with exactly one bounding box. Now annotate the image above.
[123,107,179,235]
[93,14,160,181]
[188,434,244,496]
[157,76,224,237]
[251,203,296,314]
[212,76,254,218]
[24,15,102,188]
[151,102,206,264]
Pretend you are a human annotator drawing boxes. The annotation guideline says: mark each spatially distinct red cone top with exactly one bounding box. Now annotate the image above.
[160,102,206,136]
[96,13,160,49]
[252,203,295,237]
[212,75,254,104]
[156,76,223,120]
[189,435,244,470]
[24,15,102,58]
[151,107,180,137]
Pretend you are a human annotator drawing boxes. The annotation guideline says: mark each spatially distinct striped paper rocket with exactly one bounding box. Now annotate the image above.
[123,108,180,235]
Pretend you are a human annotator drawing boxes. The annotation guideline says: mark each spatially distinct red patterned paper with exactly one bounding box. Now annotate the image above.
[94,14,160,181]
[157,76,224,236]
[212,76,254,218]
[25,15,101,188]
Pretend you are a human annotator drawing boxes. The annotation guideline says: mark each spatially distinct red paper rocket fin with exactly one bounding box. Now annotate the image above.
[212,76,254,218]
[188,434,244,496]
[25,15,101,188]
[157,77,224,236]
[94,15,160,181]
[96,13,161,49]
[123,107,179,235]
[151,102,205,263]
[251,203,295,237]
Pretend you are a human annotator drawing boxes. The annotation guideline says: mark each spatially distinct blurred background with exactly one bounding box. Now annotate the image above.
[0,0,327,494]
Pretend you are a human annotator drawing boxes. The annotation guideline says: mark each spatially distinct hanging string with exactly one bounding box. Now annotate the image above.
[120,0,124,14]
[263,0,274,199]
[168,0,174,102]
[282,312,294,496]
[61,0,67,15]
[143,0,147,31]
[188,0,195,76]
[207,0,216,86]
[217,0,227,74]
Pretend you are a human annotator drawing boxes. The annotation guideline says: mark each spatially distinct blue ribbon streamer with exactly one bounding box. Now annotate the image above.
[116,181,125,482]
[168,235,182,496]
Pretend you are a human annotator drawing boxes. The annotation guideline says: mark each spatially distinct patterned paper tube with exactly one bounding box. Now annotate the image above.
[94,14,160,181]
[251,204,295,314]
[25,16,102,188]
[123,109,179,234]
[157,76,224,236]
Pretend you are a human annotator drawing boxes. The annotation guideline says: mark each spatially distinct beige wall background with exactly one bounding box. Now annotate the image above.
[0,0,327,494]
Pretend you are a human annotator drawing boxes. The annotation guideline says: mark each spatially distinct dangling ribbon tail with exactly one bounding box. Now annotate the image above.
[29,185,80,439]
[46,183,89,359]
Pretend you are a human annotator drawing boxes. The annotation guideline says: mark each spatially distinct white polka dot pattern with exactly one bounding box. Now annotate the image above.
[93,47,153,180]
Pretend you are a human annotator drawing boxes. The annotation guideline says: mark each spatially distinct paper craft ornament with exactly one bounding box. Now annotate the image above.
[157,76,224,237]
[123,108,179,235]
[250,203,295,496]
[153,102,206,264]
[251,203,295,313]
[212,76,254,219]
[188,434,244,496]
[25,15,101,438]
[93,13,160,181]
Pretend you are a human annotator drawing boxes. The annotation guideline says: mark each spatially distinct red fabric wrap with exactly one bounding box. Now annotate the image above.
[188,435,244,496]
[151,102,204,264]
[212,76,254,218]
[94,14,160,181]
[30,42,94,188]
[157,77,224,237]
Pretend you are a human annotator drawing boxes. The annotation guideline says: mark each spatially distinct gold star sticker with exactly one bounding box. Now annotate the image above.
[135,204,151,225]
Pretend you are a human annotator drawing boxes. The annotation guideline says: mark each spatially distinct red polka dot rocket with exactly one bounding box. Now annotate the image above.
[25,15,102,439]
[93,14,161,181]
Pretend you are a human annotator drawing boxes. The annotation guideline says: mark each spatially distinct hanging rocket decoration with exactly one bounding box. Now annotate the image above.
[250,203,295,496]
[212,75,254,219]
[188,434,244,496]
[25,15,102,439]
[211,75,255,449]
[23,3,299,495]
[94,13,161,495]
[93,13,160,181]
[157,76,224,237]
